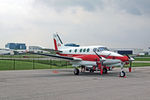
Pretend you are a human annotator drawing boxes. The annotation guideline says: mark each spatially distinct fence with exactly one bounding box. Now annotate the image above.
[0,57,71,70]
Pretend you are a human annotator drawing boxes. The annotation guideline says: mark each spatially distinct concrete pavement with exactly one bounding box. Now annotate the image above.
[0,67,150,100]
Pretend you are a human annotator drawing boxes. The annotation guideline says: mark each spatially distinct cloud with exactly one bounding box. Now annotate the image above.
[0,0,150,49]
[113,0,150,16]
[35,0,104,12]
[35,0,150,16]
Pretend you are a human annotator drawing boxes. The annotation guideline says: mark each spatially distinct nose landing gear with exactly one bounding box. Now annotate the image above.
[119,63,126,77]
[119,71,126,77]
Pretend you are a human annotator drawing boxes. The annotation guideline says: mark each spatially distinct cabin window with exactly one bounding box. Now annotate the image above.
[74,49,77,53]
[80,49,82,52]
[69,50,72,52]
[83,49,86,52]
[87,48,90,52]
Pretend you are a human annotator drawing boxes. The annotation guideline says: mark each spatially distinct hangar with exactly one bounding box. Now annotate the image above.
[111,48,144,55]
[5,43,26,50]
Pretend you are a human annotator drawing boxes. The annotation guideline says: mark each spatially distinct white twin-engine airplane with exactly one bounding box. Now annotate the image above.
[38,33,134,77]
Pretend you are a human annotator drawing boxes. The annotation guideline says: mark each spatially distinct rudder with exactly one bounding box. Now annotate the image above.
[53,33,64,50]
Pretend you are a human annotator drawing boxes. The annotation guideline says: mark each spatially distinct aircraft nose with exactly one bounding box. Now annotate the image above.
[130,57,135,61]
[123,56,129,62]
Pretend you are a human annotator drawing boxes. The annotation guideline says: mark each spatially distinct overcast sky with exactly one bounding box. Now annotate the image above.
[0,0,150,49]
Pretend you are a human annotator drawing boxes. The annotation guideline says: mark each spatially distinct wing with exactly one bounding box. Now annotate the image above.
[30,52,82,61]
[41,48,63,53]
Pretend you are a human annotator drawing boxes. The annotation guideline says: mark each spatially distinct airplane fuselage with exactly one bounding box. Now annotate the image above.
[57,45,129,67]
[58,46,128,61]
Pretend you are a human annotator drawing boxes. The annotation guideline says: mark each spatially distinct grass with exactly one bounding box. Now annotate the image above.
[0,54,150,70]
[0,59,150,71]
[0,54,47,58]
[136,55,150,57]
[134,58,150,61]
[125,62,150,67]
[0,60,72,70]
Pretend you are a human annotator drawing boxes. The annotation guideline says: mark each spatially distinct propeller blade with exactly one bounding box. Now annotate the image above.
[126,54,135,61]
[93,51,106,61]
[93,49,102,59]
[126,54,134,72]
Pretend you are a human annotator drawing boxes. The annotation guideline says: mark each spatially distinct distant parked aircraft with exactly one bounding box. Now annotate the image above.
[0,49,14,55]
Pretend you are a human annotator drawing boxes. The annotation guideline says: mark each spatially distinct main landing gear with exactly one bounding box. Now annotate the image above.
[103,67,108,74]
[74,68,79,75]
[73,64,126,77]
[89,69,94,73]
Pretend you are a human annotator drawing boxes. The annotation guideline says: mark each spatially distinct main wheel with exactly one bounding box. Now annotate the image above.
[103,68,108,74]
[74,68,79,75]
[89,69,94,73]
[119,71,126,77]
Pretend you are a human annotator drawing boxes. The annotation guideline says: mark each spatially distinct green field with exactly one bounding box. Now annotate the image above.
[0,54,47,58]
[134,58,150,61]
[125,62,150,67]
[0,59,150,70]
[0,54,150,70]
[0,60,72,70]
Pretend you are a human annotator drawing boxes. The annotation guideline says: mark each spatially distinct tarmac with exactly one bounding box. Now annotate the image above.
[0,67,150,100]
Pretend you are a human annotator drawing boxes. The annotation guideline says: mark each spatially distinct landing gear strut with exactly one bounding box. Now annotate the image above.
[103,67,108,74]
[119,63,126,77]
[120,71,126,77]
[89,69,94,73]
[74,68,79,75]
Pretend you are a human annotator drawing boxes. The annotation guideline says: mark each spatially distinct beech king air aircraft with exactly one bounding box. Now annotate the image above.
[34,34,134,77]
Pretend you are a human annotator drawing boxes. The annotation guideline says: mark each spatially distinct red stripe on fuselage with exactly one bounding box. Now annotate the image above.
[58,53,129,62]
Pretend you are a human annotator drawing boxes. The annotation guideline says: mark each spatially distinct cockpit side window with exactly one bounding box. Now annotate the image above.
[93,48,97,52]
[97,47,109,52]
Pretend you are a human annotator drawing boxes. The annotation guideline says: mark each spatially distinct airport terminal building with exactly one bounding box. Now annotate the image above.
[111,48,144,55]
[29,46,42,53]
[5,43,26,50]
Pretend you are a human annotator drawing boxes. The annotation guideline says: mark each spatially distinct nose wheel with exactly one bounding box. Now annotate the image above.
[74,68,79,75]
[119,71,126,77]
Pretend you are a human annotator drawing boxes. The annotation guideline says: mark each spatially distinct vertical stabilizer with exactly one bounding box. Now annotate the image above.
[53,33,64,50]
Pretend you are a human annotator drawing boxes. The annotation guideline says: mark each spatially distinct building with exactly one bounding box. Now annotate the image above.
[64,43,80,47]
[29,46,46,53]
[111,48,144,55]
[5,43,26,50]
[29,46,42,51]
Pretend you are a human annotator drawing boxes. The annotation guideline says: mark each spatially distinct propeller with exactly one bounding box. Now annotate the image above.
[93,48,106,62]
[126,54,135,72]
[93,48,106,75]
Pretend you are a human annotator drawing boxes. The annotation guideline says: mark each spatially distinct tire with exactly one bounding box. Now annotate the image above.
[74,68,79,75]
[89,69,94,73]
[120,71,126,77]
[103,68,107,74]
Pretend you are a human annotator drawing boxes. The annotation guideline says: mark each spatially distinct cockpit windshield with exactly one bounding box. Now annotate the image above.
[97,47,109,52]
[93,47,110,52]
